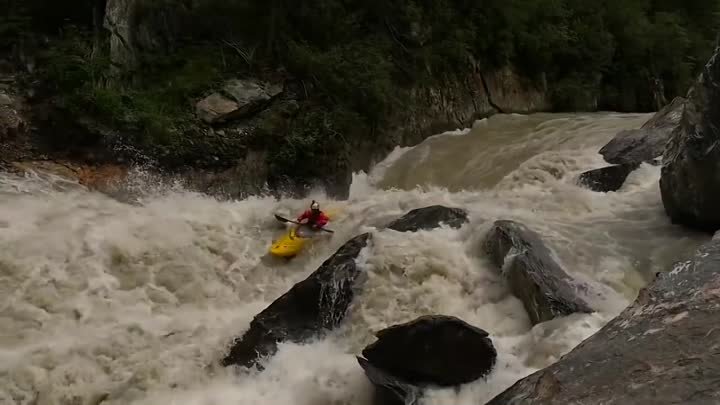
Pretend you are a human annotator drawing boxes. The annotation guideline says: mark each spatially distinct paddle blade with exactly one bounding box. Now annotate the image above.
[274,214,292,223]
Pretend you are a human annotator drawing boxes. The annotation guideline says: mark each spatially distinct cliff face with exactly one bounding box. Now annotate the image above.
[165,66,550,199]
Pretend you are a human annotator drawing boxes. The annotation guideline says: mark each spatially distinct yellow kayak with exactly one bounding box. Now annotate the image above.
[268,225,316,258]
[268,210,339,258]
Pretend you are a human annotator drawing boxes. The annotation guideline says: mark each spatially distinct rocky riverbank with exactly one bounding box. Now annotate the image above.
[3,0,717,199]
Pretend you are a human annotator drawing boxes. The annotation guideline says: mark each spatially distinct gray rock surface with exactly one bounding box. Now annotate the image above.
[600,97,685,165]
[386,205,469,232]
[486,232,720,405]
[195,93,242,124]
[578,163,639,192]
[482,220,593,325]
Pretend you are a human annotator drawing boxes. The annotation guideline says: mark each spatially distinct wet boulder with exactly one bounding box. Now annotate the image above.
[358,315,496,405]
[221,233,371,368]
[482,220,593,325]
[578,163,639,192]
[361,315,496,385]
[486,233,720,405]
[386,205,469,232]
[660,47,720,232]
[358,357,421,405]
[599,96,685,165]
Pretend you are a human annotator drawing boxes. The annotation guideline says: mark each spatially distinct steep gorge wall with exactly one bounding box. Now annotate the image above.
[3,0,552,199]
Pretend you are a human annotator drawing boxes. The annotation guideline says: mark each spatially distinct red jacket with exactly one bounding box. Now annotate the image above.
[297,210,329,228]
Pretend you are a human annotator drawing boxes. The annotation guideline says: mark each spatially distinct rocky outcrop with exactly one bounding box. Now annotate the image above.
[196,79,283,124]
[195,93,242,124]
[104,0,185,70]
[223,79,282,114]
[386,205,469,232]
[482,67,552,113]
[578,163,639,192]
[358,316,496,405]
[660,47,720,232]
[8,0,554,202]
[221,233,371,369]
[600,96,685,165]
[482,220,593,325]
[486,232,720,405]
[387,68,551,151]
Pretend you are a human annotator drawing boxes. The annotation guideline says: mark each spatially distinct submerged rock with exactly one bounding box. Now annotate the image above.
[599,96,685,165]
[482,220,593,325]
[660,47,720,231]
[486,232,720,405]
[221,233,371,368]
[358,315,496,405]
[578,163,639,192]
[386,205,469,232]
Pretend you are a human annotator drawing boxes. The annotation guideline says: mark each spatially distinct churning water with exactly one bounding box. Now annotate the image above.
[0,113,706,405]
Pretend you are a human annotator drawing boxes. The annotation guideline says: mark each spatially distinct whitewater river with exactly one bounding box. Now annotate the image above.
[0,113,707,405]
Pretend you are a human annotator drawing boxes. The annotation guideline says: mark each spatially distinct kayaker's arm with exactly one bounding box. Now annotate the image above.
[313,213,330,228]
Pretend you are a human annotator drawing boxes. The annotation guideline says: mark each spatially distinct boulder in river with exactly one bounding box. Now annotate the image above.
[486,232,720,405]
[660,47,720,232]
[221,233,371,368]
[577,163,639,192]
[599,96,685,165]
[358,315,496,405]
[386,205,469,232]
[482,220,593,325]
[358,357,421,405]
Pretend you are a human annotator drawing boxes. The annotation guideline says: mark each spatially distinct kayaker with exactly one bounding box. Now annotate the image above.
[297,200,329,230]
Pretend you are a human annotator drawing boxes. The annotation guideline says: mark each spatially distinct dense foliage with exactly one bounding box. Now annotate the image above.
[2,0,719,181]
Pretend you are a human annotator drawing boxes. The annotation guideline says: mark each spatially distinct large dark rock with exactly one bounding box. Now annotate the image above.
[599,96,685,165]
[486,233,720,405]
[578,163,639,192]
[660,47,720,232]
[482,220,593,325]
[386,205,469,232]
[357,315,496,405]
[221,233,371,368]
[361,315,496,386]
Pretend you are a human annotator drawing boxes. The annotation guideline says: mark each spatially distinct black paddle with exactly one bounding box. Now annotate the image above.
[274,214,335,233]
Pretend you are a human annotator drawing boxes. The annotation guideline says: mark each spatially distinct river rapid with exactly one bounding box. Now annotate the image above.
[0,113,706,405]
